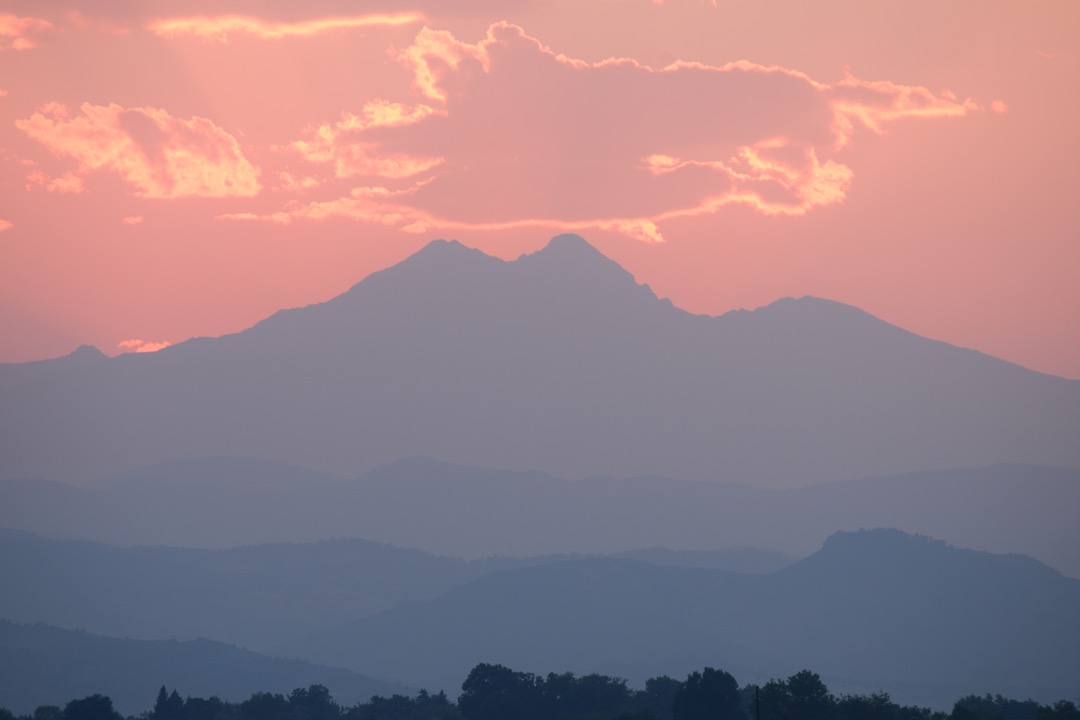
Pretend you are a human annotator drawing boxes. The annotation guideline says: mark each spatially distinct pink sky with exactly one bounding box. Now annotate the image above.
[1,0,1078,377]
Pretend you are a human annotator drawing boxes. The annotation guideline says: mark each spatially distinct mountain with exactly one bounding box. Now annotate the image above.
[1,234,1078,488]
[281,529,1080,710]
[0,619,408,716]
[0,528,789,655]
[2,458,1077,577]
[0,529,491,653]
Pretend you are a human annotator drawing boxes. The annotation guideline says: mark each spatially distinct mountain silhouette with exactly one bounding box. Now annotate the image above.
[281,529,1080,709]
[0,528,790,655]
[0,618,408,716]
[1,234,1077,486]
[2,459,1077,577]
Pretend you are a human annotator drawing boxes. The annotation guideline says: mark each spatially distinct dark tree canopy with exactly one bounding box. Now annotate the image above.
[239,692,289,720]
[673,667,743,720]
[288,686,340,720]
[759,670,835,720]
[642,676,682,720]
[951,695,1043,720]
[2,663,1077,720]
[458,663,545,720]
[62,696,123,720]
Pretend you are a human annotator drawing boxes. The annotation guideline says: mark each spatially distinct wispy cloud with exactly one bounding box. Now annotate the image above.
[287,101,443,180]
[0,13,53,51]
[0,219,13,232]
[147,12,425,42]
[26,169,86,194]
[118,338,171,353]
[121,215,144,226]
[229,22,978,243]
[16,102,260,199]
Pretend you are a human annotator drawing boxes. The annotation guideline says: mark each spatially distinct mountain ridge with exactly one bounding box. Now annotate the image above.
[0,618,409,716]
[1,233,1077,486]
[3,459,1076,576]
[281,528,1080,709]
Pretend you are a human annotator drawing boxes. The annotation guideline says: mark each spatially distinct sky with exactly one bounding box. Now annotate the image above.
[1,0,1078,378]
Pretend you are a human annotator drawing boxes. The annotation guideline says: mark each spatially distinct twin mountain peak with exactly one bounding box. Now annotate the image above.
[3,233,1078,486]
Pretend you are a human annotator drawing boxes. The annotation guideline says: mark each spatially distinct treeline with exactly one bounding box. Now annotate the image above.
[3,663,1079,720]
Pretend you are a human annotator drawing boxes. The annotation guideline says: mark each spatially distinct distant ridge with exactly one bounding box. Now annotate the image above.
[0,618,408,716]
[282,528,1080,709]
[3,458,1077,576]
[0,233,1077,486]
[0,528,791,657]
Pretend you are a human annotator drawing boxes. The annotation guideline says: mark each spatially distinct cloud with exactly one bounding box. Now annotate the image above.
[16,102,260,198]
[0,219,12,232]
[287,101,443,180]
[26,169,86,194]
[0,13,53,50]
[239,22,977,243]
[147,12,424,42]
[991,99,1009,115]
[118,338,171,353]
[121,215,144,225]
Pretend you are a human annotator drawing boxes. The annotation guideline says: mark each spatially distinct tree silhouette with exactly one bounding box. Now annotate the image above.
[458,663,544,720]
[152,687,185,720]
[240,692,289,720]
[542,671,635,719]
[1039,701,1080,720]
[760,670,835,720]
[289,685,339,720]
[673,668,743,720]
[640,676,681,720]
[62,696,123,720]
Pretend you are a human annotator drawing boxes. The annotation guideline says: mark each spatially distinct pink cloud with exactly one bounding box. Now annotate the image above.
[25,170,86,194]
[233,22,977,243]
[147,12,424,42]
[121,215,144,226]
[278,172,320,192]
[0,219,12,232]
[118,338,171,353]
[16,102,260,198]
[991,99,1009,114]
[287,101,443,180]
[0,13,53,51]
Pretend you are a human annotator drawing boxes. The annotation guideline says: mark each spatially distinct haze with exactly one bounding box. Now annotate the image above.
[1,2,1078,717]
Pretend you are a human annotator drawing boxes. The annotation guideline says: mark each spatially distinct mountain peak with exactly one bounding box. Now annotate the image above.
[516,233,638,287]
[795,528,1058,582]
[410,238,485,261]
[523,233,611,263]
[542,232,600,254]
[70,344,105,357]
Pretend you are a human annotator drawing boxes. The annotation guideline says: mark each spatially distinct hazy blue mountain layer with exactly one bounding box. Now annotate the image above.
[0,528,789,653]
[0,619,409,717]
[281,529,1080,710]
[2,458,1076,577]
